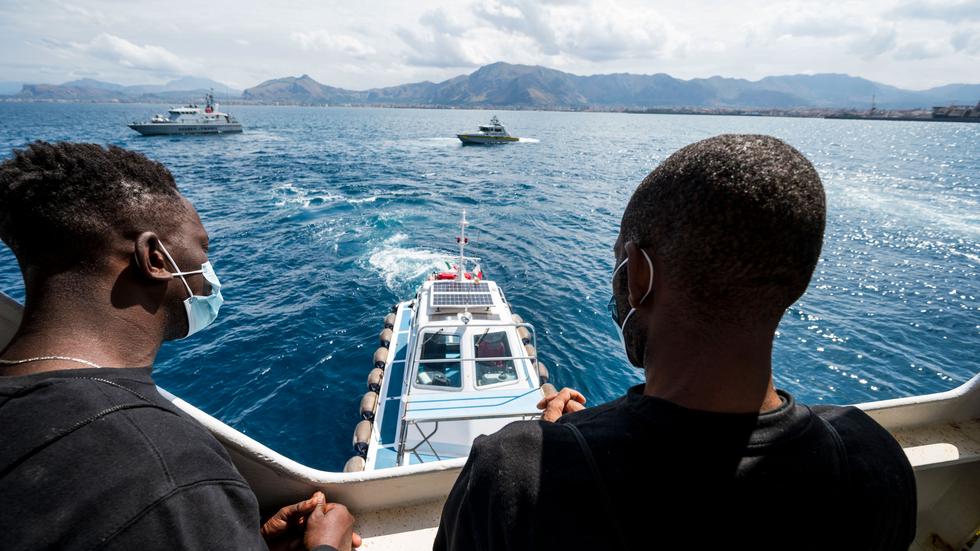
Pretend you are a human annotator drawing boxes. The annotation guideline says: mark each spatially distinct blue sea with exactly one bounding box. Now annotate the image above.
[0,103,977,470]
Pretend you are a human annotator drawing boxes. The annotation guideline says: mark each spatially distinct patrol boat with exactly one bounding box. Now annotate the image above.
[128,90,242,136]
[343,210,553,472]
[456,115,519,144]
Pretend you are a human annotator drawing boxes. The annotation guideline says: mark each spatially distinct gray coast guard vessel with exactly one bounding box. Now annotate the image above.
[129,91,242,136]
[457,116,519,144]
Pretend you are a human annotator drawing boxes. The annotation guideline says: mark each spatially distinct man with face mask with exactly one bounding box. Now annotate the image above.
[0,142,358,551]
[435,135,916,551]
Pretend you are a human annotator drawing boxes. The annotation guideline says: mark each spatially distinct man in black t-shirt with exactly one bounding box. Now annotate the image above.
[435,135,916,550]
[0,142,358,550]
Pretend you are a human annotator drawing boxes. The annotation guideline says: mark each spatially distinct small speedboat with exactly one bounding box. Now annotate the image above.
[456,116,519,144]
[343,210,553,471]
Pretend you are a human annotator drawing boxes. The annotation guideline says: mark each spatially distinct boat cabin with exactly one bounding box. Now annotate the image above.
[477,116,509,136]
[155,106,234,124]
[366,278,544,470]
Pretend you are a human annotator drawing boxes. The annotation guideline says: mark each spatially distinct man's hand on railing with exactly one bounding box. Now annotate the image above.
[261,491,362,551]
[537,387,586,422]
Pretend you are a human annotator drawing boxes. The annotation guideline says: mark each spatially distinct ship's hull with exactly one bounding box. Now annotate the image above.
[129,123,243,136]
[457,134,519,144]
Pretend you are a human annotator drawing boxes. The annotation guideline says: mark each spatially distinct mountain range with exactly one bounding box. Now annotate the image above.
[7,63,979,110]
[11,76,241,102]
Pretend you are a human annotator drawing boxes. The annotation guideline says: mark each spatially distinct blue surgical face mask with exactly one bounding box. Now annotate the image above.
[607,249,653,366]
[158,241,223,339]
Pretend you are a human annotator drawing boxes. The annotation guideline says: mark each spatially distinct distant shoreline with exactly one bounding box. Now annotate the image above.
[1,98,978,123]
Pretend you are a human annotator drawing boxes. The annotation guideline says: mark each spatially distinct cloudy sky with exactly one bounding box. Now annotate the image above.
[1,0,978,90]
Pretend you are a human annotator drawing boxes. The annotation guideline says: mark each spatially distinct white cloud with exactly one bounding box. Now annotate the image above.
[395,25,484,68]
[893,39,951,59]
[474,0,562,55]
[555,3,678,61]
[471,0,680,62]
[418,8,469,37]
[289,30,375,57]
[848,26,899,58]
[772,16,864,38]
[890,0,980,22]
[951,28,980,53]
[71,33,194,75]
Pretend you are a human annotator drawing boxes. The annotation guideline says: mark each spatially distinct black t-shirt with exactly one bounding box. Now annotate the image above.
[435,385,916,551]
[0,367,267,550]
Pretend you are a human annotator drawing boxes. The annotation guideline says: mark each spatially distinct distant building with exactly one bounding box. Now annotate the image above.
[932,101,980,119]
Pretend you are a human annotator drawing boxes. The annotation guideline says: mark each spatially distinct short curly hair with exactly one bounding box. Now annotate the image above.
[0,141,184,271]
[621,134,826,323]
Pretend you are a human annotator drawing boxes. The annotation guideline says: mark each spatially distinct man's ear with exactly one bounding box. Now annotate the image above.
[624,241,653,308]
[134,232,174,282]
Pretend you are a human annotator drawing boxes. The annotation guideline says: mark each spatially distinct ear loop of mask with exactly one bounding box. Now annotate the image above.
[612,249,654,367]
[157,241,201,298]
[613,248,655,325]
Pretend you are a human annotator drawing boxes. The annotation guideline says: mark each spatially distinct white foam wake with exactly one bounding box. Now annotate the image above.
[368,233,450,292]
[271,181,341,208]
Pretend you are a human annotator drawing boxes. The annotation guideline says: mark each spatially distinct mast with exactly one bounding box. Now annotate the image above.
[457,210,468,281]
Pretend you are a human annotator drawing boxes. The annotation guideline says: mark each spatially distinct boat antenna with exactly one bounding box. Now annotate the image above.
[456,210,468,281]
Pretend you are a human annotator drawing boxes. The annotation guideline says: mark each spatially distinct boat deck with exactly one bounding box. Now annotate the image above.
[370,303,414,469]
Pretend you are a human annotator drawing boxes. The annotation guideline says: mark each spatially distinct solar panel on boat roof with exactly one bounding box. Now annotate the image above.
[432,293,493,306]
[433,281,490,293]
[430,281,493,308]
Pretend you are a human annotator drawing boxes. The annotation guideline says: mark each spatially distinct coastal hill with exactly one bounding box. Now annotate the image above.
[7,62,979,110]
[13,76,241,102]
[243,63,979,109]
[240,74,363,104]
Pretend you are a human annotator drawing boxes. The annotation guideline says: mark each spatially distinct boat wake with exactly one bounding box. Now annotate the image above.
[271,182,341,208]
[517,137,540,143]
[368,233,449,292]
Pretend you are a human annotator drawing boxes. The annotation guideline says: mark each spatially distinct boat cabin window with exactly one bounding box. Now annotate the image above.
[474,330,518,387]
[415,331,462,388]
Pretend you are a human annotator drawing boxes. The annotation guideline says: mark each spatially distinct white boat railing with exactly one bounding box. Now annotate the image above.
[402,410,542,466]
